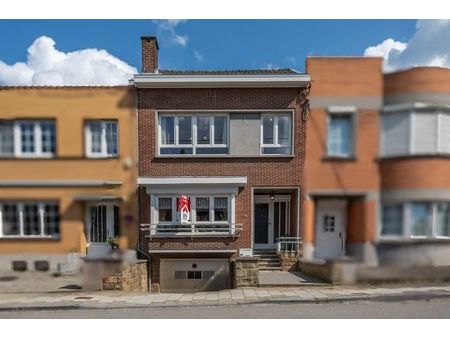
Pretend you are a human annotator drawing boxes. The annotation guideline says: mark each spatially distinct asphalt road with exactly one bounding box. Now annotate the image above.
[1,298,450,318]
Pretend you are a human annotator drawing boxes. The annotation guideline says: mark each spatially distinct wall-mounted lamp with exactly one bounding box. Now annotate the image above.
[269,191,275,200]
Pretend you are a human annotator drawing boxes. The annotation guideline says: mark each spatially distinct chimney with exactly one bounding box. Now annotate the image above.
[141,36,159,73]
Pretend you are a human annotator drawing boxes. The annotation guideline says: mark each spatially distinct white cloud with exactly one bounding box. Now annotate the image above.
[194,50,204,62]
[364,20,450,71]
[0,36,137,86]
[155,19,189,47]
[284,56,297,65]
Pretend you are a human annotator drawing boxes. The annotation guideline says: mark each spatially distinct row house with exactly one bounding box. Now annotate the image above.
[303,57,450,268]
[134,37,311,292]
[0,87,137,272]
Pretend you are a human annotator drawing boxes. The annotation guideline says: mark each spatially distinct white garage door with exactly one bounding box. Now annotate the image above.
[160,259,230,292]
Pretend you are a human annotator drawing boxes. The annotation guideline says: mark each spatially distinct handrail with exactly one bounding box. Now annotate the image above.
[275,236,302,253]
[140,223,243,237]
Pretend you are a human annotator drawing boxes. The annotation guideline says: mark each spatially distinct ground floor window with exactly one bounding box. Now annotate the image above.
[0,201,60,238]
[381,201,450,239]
[155,195,230,225]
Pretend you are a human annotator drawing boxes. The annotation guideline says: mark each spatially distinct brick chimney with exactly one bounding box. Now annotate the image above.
[141,36,159,73]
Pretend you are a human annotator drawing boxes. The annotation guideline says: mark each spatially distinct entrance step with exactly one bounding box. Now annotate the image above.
[254,251,282,271]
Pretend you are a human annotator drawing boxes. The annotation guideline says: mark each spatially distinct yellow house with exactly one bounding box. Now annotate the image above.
[0,86,137,272]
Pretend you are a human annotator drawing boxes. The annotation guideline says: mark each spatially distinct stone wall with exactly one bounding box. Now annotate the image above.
[233,257,259,287]
[102,260,148,292]
[279,253,299,271]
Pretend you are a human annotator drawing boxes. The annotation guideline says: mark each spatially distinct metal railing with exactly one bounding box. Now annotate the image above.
[275,236,302,253]
[140,223,242,238]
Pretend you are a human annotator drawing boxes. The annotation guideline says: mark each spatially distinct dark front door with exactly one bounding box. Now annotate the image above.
[254,203,270,248]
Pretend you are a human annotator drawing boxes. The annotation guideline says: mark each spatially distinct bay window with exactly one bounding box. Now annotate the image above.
[0,202,60,238]
[158,114,228,155]
[0,120,55,157]
[85,120,118,158]
[261,114,292,155]
[381,201,450,239]
[381,110,450,156]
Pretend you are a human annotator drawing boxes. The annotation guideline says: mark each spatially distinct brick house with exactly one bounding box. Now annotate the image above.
[302,57,450,268]
[133,37,311,292]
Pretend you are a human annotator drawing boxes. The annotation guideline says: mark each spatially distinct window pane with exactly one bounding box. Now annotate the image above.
[160,147,193,155]
[20,122,35,153]
[89,122,102,154]
[214,116,227,144]
[196,197,210,222]
[278,116,291,146]
[2,204,19,235]
[410,203,430,236]
[382,205,403,236]
[196,147,228,155]
[262,116,274,144]
[160,117,175,145]
[214,197,228,222]
[158,198,172,222]
[197,116,211,145]
[41,121,56,154]
[0,121,14,155]
[106,122,118,155]
[328,115,352,156]
[436,203,450,237]
[178,116,192,145]
[262,147,290,155]
[44,203,60,236]
[23,204,40,236]
[439,113,450,153]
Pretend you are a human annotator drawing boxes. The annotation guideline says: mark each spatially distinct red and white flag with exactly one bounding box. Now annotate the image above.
[177,195,191,224]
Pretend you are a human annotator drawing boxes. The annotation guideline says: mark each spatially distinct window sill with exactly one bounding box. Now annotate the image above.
[154,154,295,159]
[377,237,450,244]
[378,153,450,161]
[0,235,60,240]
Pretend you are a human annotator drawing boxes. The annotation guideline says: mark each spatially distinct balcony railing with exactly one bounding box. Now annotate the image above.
[275,236,302,253]
[141,223,242,238]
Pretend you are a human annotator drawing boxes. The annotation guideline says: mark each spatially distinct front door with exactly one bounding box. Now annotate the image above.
[254,196,290,250]
[86,204,119,256]
[315,200,347,259]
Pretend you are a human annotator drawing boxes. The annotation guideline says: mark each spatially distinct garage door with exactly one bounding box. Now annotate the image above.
[160,259,230,292]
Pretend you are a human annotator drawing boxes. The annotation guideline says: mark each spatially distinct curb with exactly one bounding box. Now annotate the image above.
[1,291,450,312]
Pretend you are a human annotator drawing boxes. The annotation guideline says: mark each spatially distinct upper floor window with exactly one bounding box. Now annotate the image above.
[159,114,228,155]
[260,114,292,155]
[0,120,55,158]
[0,201,60,238]
[85,120,118,158]
[381,110,450,157]
[381,201,450,239]
[327,113,354,157]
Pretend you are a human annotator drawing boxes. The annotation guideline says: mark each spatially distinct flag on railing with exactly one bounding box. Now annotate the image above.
[176,195,191,224]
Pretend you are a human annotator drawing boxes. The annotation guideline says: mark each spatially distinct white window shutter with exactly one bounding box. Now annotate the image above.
[439,113,450,153]
[381,112,410,156]
[413,112,438,154]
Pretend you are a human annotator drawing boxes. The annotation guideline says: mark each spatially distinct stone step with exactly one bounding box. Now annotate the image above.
[259,266,283,271]
[259,261,281,266]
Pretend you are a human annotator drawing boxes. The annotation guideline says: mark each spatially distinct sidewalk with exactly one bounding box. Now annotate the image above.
[1,284,450,311]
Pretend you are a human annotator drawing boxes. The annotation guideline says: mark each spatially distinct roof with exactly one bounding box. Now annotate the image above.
[157,68,301,75]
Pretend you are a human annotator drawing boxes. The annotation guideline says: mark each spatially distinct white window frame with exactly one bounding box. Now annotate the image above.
[381,110,450,157]
[85,120,119,158]
[0,201,59,238]
[380,201,450,240]
[158,114,229,156]
[326,112,355,158]
[1,120,56,158]
[260,114,293,155]
[154,195,231,225]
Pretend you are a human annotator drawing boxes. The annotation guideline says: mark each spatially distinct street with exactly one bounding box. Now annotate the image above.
[2,298,450,318]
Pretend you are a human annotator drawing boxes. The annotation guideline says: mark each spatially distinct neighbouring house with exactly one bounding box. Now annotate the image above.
[302,57,450,270]
[0,87,138,273]
[133,37,311,292]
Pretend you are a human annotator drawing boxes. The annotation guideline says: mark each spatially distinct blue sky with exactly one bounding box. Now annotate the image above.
[0,20,416,72]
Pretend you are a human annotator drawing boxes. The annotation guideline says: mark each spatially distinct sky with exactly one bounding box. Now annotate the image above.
[0,19,449,86]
